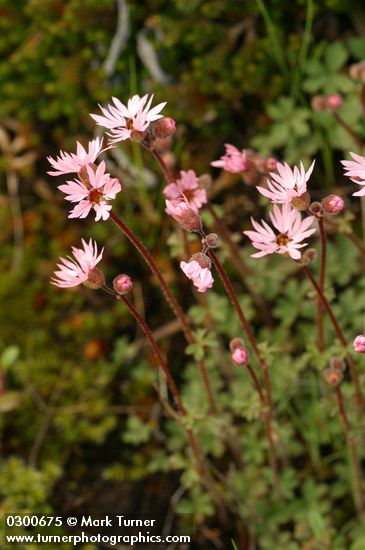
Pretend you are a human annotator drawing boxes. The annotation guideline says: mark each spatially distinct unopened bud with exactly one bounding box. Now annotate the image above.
[229,338,245,353]
[204,233,218,248]
[330,357,346,372]
[84,268,105,289]
[113,274,133,295]
[311,95,327,112]
[232,347,249,365]
[264,157,277,172]
[323,368,343,386]
[165,199,202,233]
[353,334,365,353]
[327,94,343,110]
[309,201,323,216]
[189,252,211,269]
[321,194,344,215]
[153,117,176,139]
[349,61,365,82]
[291,192,310,211]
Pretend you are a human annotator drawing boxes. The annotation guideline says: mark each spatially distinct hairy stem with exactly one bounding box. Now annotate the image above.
[121,295,186,414]
[110,212,217,414]
[302,265,364,409]
[335,385,365,517]
[120,294,228,522]
[317,217,327,352]
[205,202,275,327]
[207,249,280,494]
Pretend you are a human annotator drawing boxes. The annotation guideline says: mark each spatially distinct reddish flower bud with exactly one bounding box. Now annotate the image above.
[300,248,317,265]
[321,194,344,215]
[113,274,133,295]
[353,334,365,353]
[153,117,176,139]
[330,357,346,372]
[229,338,245,353]
[232,347,249,365]
[264,157,278,172]
[309,201,323,216]
[311,95,327,112]
[204,233,218,248]
[323,368,343,386]
[327,94,343,110]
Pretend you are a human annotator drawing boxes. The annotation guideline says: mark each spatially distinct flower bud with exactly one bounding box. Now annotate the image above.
[83,268,105,289]
[153,117,176,139]
[229,338,245,353]
[311,95,327,112]
[113,274,133,295]
[323,368,343,386]
[353,334,365,353]
[321,194,344,215]
[264,157,277,172]
[204,233,218,248]
[309,201,323,216]
[327,94,343,110]
[330,357,346,372]
[291,192,310,211]
[189,252,211,269]
[165,199,202,232]
[232,347,249,366]
[349,61,365,82]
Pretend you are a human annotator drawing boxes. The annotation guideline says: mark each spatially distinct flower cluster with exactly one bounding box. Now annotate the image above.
[48,139,121,221]
[244,159,317,260]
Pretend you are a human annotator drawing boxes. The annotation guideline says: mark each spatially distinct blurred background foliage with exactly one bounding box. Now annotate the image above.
[2,0,365,548]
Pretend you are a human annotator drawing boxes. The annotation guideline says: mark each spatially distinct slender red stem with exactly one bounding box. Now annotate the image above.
[302,265,364,409]
[120,295,228,523]
[335,385,365,517]
[146,141,280,493]
[121,295,186,414]
[110,211,192,341]
[333,112,364,149]
[109,211,217,413]
[317,217,326,352]
[207,249,280,494]
[205,202,275,327]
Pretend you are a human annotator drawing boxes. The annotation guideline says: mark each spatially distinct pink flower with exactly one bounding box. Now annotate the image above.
[58,161,121,221]
[232,347,249,365]
[327,94,343,110]
[244,204,316,260]
[341,152,365,196]
[180,260,214,293]
[257,160,315,205]
[90,94,166,144]
[165,199,202,232]
[51,239,104,288]
[211,144,247,173]
[353,334,365,353]
[47,137,106,176]
[163,170,207,212]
